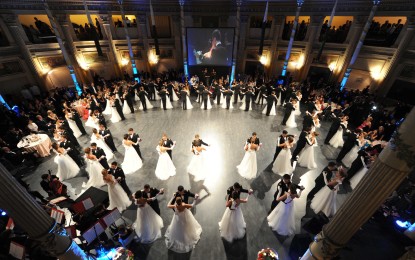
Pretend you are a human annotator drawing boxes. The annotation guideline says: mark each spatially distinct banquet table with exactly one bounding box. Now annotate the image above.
[17,134,52,157]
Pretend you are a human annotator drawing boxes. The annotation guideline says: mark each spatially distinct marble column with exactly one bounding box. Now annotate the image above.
[375,16,415,98]
[137,14,151,72]
[0,164,88,259]
[236,15,249,74]
[301,107,415,259]
[1,14,45,90]
[298,15,324,80]
[100,14,122,78]
[268,15,284,77]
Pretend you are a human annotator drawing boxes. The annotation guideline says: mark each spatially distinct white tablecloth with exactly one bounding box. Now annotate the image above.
[17,134,52,157]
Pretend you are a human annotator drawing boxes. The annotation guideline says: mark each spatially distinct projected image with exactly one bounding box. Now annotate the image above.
[187,28,234,66]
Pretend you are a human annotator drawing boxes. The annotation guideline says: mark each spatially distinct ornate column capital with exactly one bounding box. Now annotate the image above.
[1,13,19,25]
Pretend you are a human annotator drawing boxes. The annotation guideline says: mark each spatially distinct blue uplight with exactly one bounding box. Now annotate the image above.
[96,247,117,260]
[396,220,410,228]
[1,211,6,216]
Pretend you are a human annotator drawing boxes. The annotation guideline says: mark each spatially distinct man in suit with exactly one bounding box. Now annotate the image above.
[307,162,337,201]
[197,83,205,103]
[170,185,198,205]
[201,87,210,110]
[344,149,369,183]
[265,92,277,116]
[147,80,156,100]
[242,88,255,111]
[95,110,107,128]
[223,87,233,109]
[166,82,174,102]
[272,130,291,163]
[302,111,314,130]
[142,184,164,215]
[40,173,54,197]
[127,128,142,159]
[70,109,87,135]
[281,99,295,125]
[158,87,169,110]
[138,87,148,111]
[226,182,253,200]
[233,82,241,104]
[180,87,188,110]
[99,124,117,152]
[161,133,175,159]
[257,84,267,105]
[337,129,362,164]
[109,162,131,196]
[213,81,221,105]
[268,174,291,215]
[291,127,311,163]
[59,135,83,167]
[59,121,80,147]
[324,115,343,144]
[35,115,52,133]
[113,97,125,120]
[91,142,109,169]
[125,88,135,114]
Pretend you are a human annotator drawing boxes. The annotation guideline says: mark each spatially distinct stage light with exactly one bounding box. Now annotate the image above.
[259,55,268,65]
[329,61,336,72]
[121,58,129,66]
[396,220,411,229]
[1,211,6,216]
[96,247,117,260]
[372,105,377,110]
[148,50,159,65]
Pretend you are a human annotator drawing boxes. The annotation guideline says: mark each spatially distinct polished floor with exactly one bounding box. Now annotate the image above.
[20,98,389,259]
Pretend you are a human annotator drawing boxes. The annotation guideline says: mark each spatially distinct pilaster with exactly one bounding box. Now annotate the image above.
[236,15,249,74]
[269,15,284,76]
[101,14,122,78]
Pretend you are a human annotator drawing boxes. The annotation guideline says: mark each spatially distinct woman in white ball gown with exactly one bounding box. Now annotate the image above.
[85,108,100,129]
[219,191,249,242]
[165,197,202,253]
[297,132,318,169]
[133,190,164,244]
[188,135,210,181]
[51,143,79,181]
[294,91,302,116]
[286,100,298,128]
[237,133,261,180]
[121,134,143,174]
[329,116,349,148]
[90,128,114,160]
[267,184,303,236]
[342,132,366,168]
[65,110,82,138]
[102,93,112,115]
[136,88,154,110]
[102,169,131,212]
[83,147,106,188]
[311,170,346,217]
[110,97,122,123]
[184,86,194,109]
[350,155,376,189]
[122,91,132,115]
[272,136,294,175]
[262,93,277,116]
[155,140,176,180]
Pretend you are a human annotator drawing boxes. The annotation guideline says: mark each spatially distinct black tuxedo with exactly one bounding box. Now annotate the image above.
[109,167,131,196]
[180,90,188,110]
[167,83,174,102]
[162,139,174,159]
[142,188,161,215]
[71,111,87,135]
[344,150,367,181]
[226,186,249,200]
[125,92,135,113]
[127,133,142,159]
[307,166,334,200]
[99,129,117,152]
[303,114,313,130]
[257,85,267,105]
[60,140,83,166]
[113,99,125,120]
[61,121,79,147]
[213,84,221,105]
[96,113,107,128]
[337,132,358,162]
[243,91,255,111]
[273,135,288,162]
[284,87,294,103]
[148,82,156,100]
[233,85,241,104]
[138,90,148,111]
[269,180,291,214]
[281,103,295,125]
[197,85,204,103]
[265,95,277,116]
[292,131,308,161]
[158,90,168,110]
[92,147,109,169]
[325,117,341,144]
[171,190,195,205]
[202,90,210,110]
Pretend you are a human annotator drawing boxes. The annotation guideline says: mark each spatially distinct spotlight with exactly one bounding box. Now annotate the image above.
[1,211,6,216]
[372,105,377,111]
[396,220,410,228]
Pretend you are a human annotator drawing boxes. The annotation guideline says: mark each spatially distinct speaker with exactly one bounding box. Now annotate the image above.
[289,234,313,260]
[75,187,109,208]
[302,212,329,235]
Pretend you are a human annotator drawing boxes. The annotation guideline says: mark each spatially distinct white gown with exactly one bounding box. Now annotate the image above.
[186,96,193,109]
[106,175,131,212]
[85,113,99,129]
[187,148,208,181]
[53,151,80,181]
[122,144,143,174]
[122,100,131,115]
[294,100,301,116]
[134,203,164,244]
[239,98,253,111]
[200,98,212,110]
[83,157,106,188]
[297,139,317,169]
[218,201,246,242]
[90,134,114,160]
[272,147,293,175]
[110,106,122,123]
[277,93,282,106]
[67,118,82,138]
[155,146,176,180]
[161,98,174,110]
[329,128,344,148]
[350,167,368,190]
[342,145,360,168]
[165,207,202,253]
[221,98,233,109]
[172,90,180,101]
[267,192,297,236]
[262,102,276,115]
[311,183,339,217]
[103,99,112,115]
[139,96,154,110]
[236,144,257,180]
[286,111,297,128]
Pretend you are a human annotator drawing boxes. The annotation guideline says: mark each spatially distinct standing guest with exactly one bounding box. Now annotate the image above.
[127,128,143,159]
[306,162,337,201]
[99,124,117,152]
[161,133,175,159]
[155,139,176,180]
[268,174,291,215]
[121,134,143,174]
[91,142,109,170]
[133,190,164,244]
[281,99,296,126]
[272,136,294,175]
[102,169,131,212]
[142,184,164,216]
[218,191,249,242]
[237,132,261,179]
[109,161,132,196]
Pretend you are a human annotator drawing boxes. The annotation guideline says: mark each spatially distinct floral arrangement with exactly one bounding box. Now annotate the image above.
[257,248,278,260]
[112,247,134,260]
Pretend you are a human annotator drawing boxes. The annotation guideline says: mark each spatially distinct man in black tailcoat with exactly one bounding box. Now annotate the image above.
[324,115,343,144]
[113,97,125,120]
[197,83,204,103]
[264,92,277,116]
[222,87,233,109]
[291,127,310,163]
[343,149,369,183]
[242,88,255,111]
[213,81,221,105]
[281,99,296,125]
[125,88,135,113]
[167,82,174,102]
[201,87,210,110]
[161,133,175,159]
[95,110,107,128]
[127,128,142,159]
[302,111,314,130]
[180,88,188,110]
[142,184,164,215]
[307,162,337,201]
[337,129,362,164]
[109,162,131,196]
[148,80,156,100]
[268,174,292,215]
[170,185,197,205]
[227,182,253,200]
[158,87,169,110]
[91,142,109,169]
[137,87,148,111]
[99,124,117,152]
[272,130,292,163]
[70,109,87,135]
[233,82,241,104]
[59,135,83,167]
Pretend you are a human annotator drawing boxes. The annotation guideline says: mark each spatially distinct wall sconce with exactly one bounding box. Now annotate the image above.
[148,50,159,65]
[79,61,90,70]
[259,55,268,66]
[370,66,384,81]
[121,58,129,66]
[42,68,51,75]
[329,61,336,72]
[296,54,305,69]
